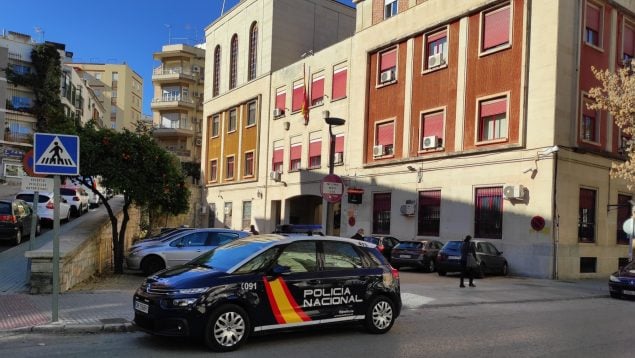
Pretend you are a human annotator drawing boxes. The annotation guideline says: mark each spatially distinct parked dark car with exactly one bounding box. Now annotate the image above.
[0,199,40,245]
[390,240,444,272]
[363,236,400,261]
[436,240,508,277]
[609,260,635,299]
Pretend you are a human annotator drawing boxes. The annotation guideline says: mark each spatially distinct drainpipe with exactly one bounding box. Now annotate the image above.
[552,150,559,280]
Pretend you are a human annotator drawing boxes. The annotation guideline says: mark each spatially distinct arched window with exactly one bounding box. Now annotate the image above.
[248,22,258,81]
[213,45,221,97]
[229,34,238,89]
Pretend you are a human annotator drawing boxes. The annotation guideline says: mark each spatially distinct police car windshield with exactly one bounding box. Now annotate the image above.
[189,238,275,272]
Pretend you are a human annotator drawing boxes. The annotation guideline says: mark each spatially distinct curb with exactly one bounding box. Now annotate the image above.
[1,321,137,335]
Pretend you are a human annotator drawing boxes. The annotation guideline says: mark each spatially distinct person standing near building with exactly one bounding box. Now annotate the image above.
[460,235,478,288]
[351,228,364,240]
[249,225,259,235]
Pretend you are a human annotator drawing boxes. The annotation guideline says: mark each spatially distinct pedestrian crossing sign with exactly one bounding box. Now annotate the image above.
[33,133,80,175]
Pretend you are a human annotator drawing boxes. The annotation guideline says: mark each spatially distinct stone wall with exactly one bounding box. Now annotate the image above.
[26,198,141,294]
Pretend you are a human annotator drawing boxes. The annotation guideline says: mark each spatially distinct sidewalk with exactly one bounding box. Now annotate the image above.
[0,272,610,336]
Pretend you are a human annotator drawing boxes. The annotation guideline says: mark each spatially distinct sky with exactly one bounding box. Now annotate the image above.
[0,0,355,116]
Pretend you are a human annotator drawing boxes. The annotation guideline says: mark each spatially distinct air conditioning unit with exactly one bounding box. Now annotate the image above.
[428,53,444,68]
[503,185,525,200]
[380,70,394,83]
[195,137,202,146]
[269,170,281,182]
[422,135,438,149]
[334,152,343,164]
[273,108,284,117]
[400,203,416,216]
[373,145,384,157]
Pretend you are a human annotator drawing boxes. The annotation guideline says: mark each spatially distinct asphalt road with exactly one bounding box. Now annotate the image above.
[1,297,632,357]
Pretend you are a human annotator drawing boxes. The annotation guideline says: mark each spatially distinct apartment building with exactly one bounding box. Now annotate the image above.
[70,63,143,132]
[151,44,205,164]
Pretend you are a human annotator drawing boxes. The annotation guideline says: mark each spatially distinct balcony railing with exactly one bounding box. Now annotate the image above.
[152,95,195,104]
[153,65,197,76]
[154,122,195,131]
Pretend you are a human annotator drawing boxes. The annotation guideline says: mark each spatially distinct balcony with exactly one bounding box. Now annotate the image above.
[152,66,198,83]
[152,122,195,138]
[151,94,196,111]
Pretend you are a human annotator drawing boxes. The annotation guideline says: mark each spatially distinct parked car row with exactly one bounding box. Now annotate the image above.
[0,198,41,245]
[15,190,72,227]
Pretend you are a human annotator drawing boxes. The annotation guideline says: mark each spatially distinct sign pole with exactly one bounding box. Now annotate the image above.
[29,191,38,251]
[52,175,60,322]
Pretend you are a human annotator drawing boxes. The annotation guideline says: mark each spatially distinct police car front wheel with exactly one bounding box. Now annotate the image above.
[365,296,395,334]
[204,304,251,352]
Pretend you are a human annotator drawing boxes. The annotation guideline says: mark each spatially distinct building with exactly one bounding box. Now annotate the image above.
[201,0,635,279]
[69,63,143,132]
[151,44,205,165]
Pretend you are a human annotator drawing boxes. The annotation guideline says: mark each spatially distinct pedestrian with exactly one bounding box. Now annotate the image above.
[249,224,259,235]
[460,235,478,288]
[351,228,364,240]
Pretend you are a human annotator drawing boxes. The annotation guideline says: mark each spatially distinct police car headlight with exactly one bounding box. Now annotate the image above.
[172,298,198,307]
[609,275,621,283]
[177,287,209,295]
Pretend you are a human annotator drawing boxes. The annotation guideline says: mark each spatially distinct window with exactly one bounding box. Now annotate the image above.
[379,48,397,84]
[310,75,324,106]
[248,22,258,81]
[242,201,252,230]
[224,202,232,229]
[334,134,344,164]
[309,138,321,169]
[10,96,32,110]
[95,72,102,80]
[578,188,596,243]
[292,82,305,112]
[474,187,503,239]
[272,142,284,173]
[425,30,448,70]
[384,0,398,19]
[210,159,218,182]
[228,109,237,132]
[244,152,254,177]
[289,142,302,171]
[624,23,634,63]
[247,101,256,126]
[322,241,363,270]
[481,4,511,52]
[420,111,444,150]
[11,64,30,75]
[332,67,347,100]
[582,103,598,142]
[617,194,632,245]
[226,156,235,179]
[213,46,221,97]
[373,193,391,234]
[375,121,394,157]
[276,241,318,273]
[211,115,220,137]
[112,72,118,81]
[478,97,508,142]
[230,34,238,89]
[4,163,25,178]
[580,257,597,273]
[418,190,441,236]
[585,2,602,47]
[275,88,286,116]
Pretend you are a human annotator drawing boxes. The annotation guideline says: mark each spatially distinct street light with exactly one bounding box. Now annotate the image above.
[323,111,345,235]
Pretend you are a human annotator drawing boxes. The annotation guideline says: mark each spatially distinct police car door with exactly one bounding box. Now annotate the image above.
[263,241,328,327]
[316,240,369,321]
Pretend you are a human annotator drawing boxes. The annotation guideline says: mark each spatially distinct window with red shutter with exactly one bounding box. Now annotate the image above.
[272,147,284,173]
[623,23,634,62]
[379,49,397,84]
[275,89,286,115]
[334,134,344,164]
[482,4,511,52]
[332,67,347,100]
[376,121,395,156]
[474,187,503,239]
[420,111,444,150]
[478,97,508,141]
[292,83,304,112]
[210,159,218,182]
[289,143,302,171]
[311,76,324,106]
[585,3,601,47]
[309,139,321,168]
[582,98,598,143]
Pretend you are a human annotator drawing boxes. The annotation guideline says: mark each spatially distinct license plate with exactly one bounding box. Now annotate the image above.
[449,255,460,260]
[399,254,411,258]
[135,300,149,313]
[623,290,635,295]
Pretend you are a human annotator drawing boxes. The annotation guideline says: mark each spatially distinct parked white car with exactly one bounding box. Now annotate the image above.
[15,190,72,227]
[60,187,89,217]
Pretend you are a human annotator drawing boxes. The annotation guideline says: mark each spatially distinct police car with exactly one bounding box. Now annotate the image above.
[133,234,401,352]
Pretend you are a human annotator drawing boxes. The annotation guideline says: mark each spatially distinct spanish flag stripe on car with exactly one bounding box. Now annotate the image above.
[263,277,311,324]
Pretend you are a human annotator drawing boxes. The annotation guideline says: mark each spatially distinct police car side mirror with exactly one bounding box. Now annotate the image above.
[271,264,291,276]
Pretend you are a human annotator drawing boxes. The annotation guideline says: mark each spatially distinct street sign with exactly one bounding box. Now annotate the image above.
[321,174,343,203]
[22,149,46,178]
[21,177,54,192]
[33,133,80,175]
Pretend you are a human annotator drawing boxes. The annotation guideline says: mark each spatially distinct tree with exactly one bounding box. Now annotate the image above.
[76,125,190,273]
[588,64,635,186]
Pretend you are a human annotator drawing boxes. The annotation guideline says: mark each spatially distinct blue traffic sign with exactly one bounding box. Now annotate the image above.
[33,133,80,175]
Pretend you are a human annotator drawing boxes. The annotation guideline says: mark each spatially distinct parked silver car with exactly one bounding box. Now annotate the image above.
[126,228,251,275]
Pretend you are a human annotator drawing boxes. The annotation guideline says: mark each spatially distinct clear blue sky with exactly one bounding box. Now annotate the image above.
[0,0,355,116]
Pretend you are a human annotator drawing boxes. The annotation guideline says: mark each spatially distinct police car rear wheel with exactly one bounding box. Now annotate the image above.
[204,304,250,352]
[365,296,395,334]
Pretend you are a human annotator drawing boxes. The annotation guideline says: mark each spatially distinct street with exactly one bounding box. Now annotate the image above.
[0,296,632,357]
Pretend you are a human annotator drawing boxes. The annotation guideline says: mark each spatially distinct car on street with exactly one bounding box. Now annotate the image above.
[436,240,508,277]
[15,191,71,227]
[609,260,635,299]
[363,236,400,262]
[126,228,251,275]
[0,198,40,245]
[60,187,89,217]
[133,234,402,352]
[390,239,444,272]
[128,227,195,252]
